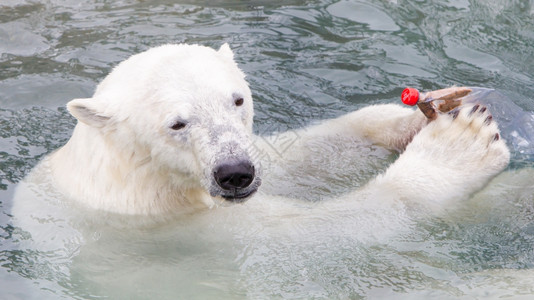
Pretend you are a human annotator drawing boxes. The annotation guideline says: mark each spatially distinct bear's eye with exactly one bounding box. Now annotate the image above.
[234,98,244,106]
[170,121,186,130]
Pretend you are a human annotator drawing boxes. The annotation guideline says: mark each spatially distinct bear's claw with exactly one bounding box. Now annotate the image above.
[469,104,480,116]
[484,115,493,125]
[449,109,460,119]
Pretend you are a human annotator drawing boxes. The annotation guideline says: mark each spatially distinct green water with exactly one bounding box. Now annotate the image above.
[1,0,534,299]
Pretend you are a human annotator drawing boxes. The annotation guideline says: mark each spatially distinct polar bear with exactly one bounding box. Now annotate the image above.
[8,44,513,297]
[12,43,509,219]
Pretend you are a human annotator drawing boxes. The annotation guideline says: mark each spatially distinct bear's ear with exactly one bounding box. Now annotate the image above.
[67,98,111,128]
[218,43,234,61]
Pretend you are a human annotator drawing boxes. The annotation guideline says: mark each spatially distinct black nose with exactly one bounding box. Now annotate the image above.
[214,161,255,190]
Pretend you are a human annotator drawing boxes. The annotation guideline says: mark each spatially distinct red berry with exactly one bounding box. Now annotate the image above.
[401,88,419,106]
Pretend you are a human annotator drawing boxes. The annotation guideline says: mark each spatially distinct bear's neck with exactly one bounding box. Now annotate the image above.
[49,124,215,215]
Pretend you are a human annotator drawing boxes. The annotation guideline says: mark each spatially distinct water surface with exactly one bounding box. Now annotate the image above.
[1,0,534,299]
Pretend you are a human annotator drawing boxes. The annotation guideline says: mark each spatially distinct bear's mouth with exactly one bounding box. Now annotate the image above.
[220,188,257,203]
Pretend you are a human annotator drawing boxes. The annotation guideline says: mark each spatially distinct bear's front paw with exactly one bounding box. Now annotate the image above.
[384,104,511,207]
[412,104,509,173]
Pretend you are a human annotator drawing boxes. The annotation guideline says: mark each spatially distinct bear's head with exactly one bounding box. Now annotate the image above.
[65,44,261,204]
